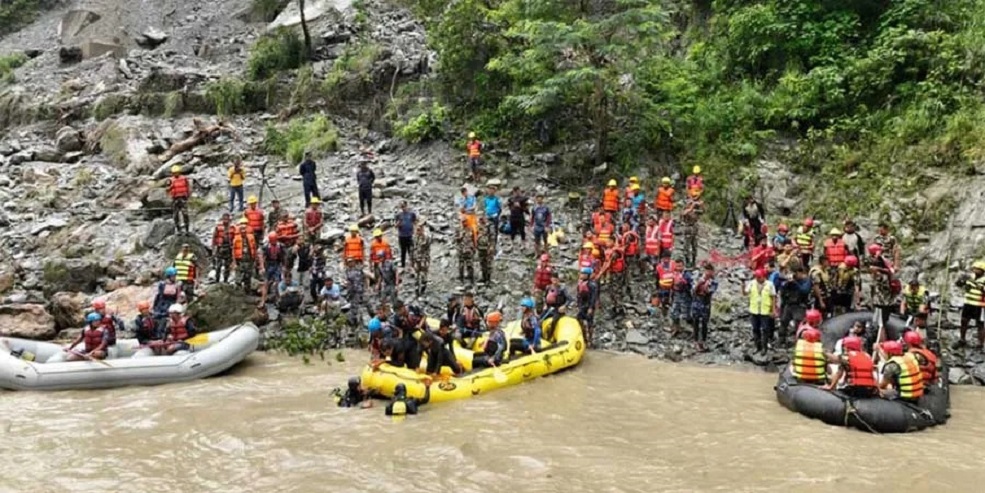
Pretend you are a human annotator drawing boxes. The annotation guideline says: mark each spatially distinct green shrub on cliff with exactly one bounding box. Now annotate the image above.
[0,53,26,84]
[0,0,40,36]
[247,28,306,80]
[263,114,339,164]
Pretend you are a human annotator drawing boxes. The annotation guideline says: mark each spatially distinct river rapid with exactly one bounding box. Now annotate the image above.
[2,352,984,493]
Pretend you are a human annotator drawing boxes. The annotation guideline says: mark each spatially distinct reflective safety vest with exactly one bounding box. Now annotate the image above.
[644,225,660,256]
[964,275,985,308]
[602,187,620,213]
[795,228,814,254]
[534,266,552,291]
[622,231,640,256]
[467,140,482,158]
[344,235,365,262]
[903,285,927,312]
[658,219,674,249]
[888,354,925,400]
[909,347,938,385]
[169,316,191,341]
[823,238,847,266]
[792,340,827,383]
[212,223,233,247]
[370,239,392,263]
[656,263,674,289]
[747,280,774,316]
[232,228,257,260]
[845,351,877,388]
[169,175,189,199]
[655,186,674,211]
[244,207,264,233]
[173,253,196,282]
[83,326,105,352]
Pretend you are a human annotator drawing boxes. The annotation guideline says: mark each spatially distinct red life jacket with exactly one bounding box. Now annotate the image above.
[169,316,190,341]
[909,348,939,384]
[100,316,117,346]
[610,251,625,273]
[845,351,877,388]
[823,238,848,266]
[534,265,552,290]
[578,280,590,295]
[686,175,704,196]
[83,326,105,352]
[305,208,322,229]
[622,231,640,256]
[169,176,190,199]
[656,263,674,289]
[658,219,674,249]
[644,225,660,256]
[545,286,559,306]
[161,281,179,298]
[672,272,689,292]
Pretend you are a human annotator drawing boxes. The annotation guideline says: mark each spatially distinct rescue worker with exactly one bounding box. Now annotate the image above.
[476,216,495,284]
[369,228,393,281]
[864,243,898,331]
[877,340,924,402]
[345,258,369,321]
[455,292,485,348]
[533,254,553,310]
[90,299,122,354]
[226,157,247,213]
[455,220,477,284]
[904,331,940,386]
[530,193,553,257]
[66,313,108,361]
[822,335,877,398]
[685,165,703,199]
[411,220,431,297]
[772,224,790,252]
[483,186,503,242]
[261,232,285,304]
[691,263,718,352]
[749,235,775,272]
[744,268,777,353]
[657,210,675,259]
[377,252,399,305]
[134,300,165,353]
[385,383,429,417]
[472,311,507,369]
[655,177,675,213]
[166,165,191,234]
[790,327,826,384]
[809,255,831,315]
[394,201,417,268]
[741,196,766,250]
[356,160,376,215]
[576,267,599,345]
[211,213,234,283]
[294,235,313,297]
[620,197,639,232]
[335,376,372,408]
[298,151,321,206]
[243,195,265,246]
[343,225,365,265]
[668,259,693,337]
[172,243,198,301]
[841,220,865,258]
[830,255,861,315]
[367,317,385,360]
[602,179,620,214]
[680,199,701,267]
[275,213,300,249]
[266,199,285,232]
[955,261,985,350]
[512,298,542,355]
[309,244,328,302]
[625,176,641,201]
[457,186,478,233]
[466,131,483,182]
[795,309,823,340]
[578,241,599,273]
[644,216,661,267]
[619,223,641,277]
[654,253,675,316]
[599,243,628,309]
[153,267,181,319]
[303,197,323,244]
[873,222,901,269]
[232,218,260,294]
[419,327,461,376]
[778,267,817,348]
[900,275,930,329]
[794,218,816,267]
[446,293,462,327]
[542,272,571,341]
[823,228,848,277]
[163,304,196,356]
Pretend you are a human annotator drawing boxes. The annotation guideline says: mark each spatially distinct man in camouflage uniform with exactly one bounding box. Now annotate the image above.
[681,198,702,267]
[266,199,285,232]
[668,259,693,336]
[456,220,476,284]
[411,220,431,297]
[211,213,234,283]
[345,258,369,320]
[379,256,399,305]
[476,216,495,284]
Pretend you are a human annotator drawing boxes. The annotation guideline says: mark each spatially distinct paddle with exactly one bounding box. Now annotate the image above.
[67,349,112,367]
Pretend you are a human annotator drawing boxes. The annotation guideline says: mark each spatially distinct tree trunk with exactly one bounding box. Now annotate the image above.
[594,79,609,167]
[298,0,312,59]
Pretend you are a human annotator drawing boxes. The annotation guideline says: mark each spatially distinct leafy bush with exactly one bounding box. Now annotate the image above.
[0,0,40,37]
[204,78,276,116]
[0,53,26,84]
[321,42,381,93]
[262,114,339,164]
[247,28,306,80]
[266,317,348,364]
[394,102,448,143]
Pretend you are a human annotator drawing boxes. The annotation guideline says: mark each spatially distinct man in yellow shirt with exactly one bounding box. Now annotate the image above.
[228,157,246,212]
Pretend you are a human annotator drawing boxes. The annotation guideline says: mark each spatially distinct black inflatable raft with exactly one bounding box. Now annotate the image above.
[775,312,949,433]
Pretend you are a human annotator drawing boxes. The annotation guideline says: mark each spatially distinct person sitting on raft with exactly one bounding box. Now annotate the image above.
[134,300,167,355]
[66,313,109,361]
[822,335,878,398]
[511,298,542,356]
[386,383,430,416]
[335,376,373,409]
[163,304,196,355]
[435,318,459,363]
[472,311,507,369]
[903,331,940,386]
[790,327,827,384]
[877,341,925,402]
[794,308,823,340]
[834,320,869,355]
[455,292,485,348]
[377,337,421,370]
[418,328,462,376]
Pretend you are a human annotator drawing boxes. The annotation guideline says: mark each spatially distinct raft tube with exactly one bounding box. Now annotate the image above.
[775,312,949,433]
[0,324,260,391]
[360,315,586,403]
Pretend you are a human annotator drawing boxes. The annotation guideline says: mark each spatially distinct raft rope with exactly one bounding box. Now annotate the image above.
[843,400,881,434]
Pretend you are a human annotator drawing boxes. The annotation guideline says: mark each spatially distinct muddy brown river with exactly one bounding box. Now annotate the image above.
[2,351,984,492]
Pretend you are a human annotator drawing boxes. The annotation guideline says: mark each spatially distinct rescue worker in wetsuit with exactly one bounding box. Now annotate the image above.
[790,327,826,384]
[903,331,940,386]
[877,340,924,402]
[211,213,234,283]
[335,376,373,408]
[822,335,878,398]
[512,298,542,356]
[576,267,600,345]
[419,328,461,376]
[955,261,985,350]
[164,303,196,355]
[385,383,430,417]
[66,313,108,361]
[378,337,420,370]
[455,292,485,348]
[472,311,507,369]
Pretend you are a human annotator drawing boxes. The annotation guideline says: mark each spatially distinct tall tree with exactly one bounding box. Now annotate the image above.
[298,0,312,59]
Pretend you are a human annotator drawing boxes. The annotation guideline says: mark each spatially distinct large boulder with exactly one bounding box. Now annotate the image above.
[0,304,57,340]
[58,10,101,42]
[143,218,174,248]
[41,259,106,296]
[141,186,172,217]
[162,235,211,274]
[48,292,87,331]
[187,284,258,332]
[55,126,84,153]
[103,285,156,323]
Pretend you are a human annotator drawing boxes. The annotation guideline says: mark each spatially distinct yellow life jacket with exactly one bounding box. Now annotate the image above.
[963,275,985,308]
[791,340,826,383]
[889,354,925,400]
[748,281,774,316]
[173,253,196,282]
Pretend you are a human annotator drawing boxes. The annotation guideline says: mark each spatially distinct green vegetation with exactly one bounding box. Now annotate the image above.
[267,317,348,364]
[0,53,26,84]
[400,0,985,231]
[394,102,449,143]
[91,94,128,120]
[322,42,382,95]
[250,0,288,22]
[0,0,40,37]
[99,123,128,167]
[163,91,183,117]
[204,78,277,116]
[247,28,306,80]
[263,114,339,164]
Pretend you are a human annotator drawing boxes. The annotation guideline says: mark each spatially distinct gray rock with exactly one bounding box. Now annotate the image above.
[55,126,83,153]
[970,363,985,385]
[143,219,174,248]
[0,304,56,339]
[533,153,558,164]
[382,187,411,198]
[948,367,973,385]
[404,175,420,184]
[30,218,69,236]
[33,146,63,163]
[136,27,169,48]
[41,258,106,297]
[321,228,345,243]
[141,187,172,216]
[625,329,649,345]
[9,151,33,166]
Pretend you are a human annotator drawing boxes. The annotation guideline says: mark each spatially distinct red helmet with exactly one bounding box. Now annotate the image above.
[881,340,903,356]
[92,299,106,310]
[903,330,923,347]
[268,232,279,242]
[778,223,789,233]
[754,268,767,279]
[843,336,863,352]
[844,255,859,268]
[801,328,822,343]
[867,243,883,256]
[760,224,769,234]
[804,218,814,228]
[804,309,822,325]
[136,300,151,312]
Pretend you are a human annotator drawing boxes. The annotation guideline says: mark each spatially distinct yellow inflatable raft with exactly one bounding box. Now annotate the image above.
[360,315,585,403]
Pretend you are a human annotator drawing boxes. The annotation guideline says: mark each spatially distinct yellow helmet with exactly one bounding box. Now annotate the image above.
[973,261,985,271]
[607,179,617,187]
[582,241,594,249]
[630,183,641,191]
[629,176,640,183]
[468,132,476,139]
[171,165,182,174]
[693,165,702,174]
[829,227,843,236]
[661,177,672,184]
[348,225,359,232]
[310,197,321,204]
[239,217,248,224]
[372,228,383,237]
[247,195,258,204]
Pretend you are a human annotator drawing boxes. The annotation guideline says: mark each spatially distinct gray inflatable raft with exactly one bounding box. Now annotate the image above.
[0,323,259,391]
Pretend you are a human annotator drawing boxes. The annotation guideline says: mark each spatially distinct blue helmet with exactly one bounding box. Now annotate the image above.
[520,298,535,309]
[367,318,382,333]
[580,267,593,275]
[85,312,102,324]
[164,267,177,277]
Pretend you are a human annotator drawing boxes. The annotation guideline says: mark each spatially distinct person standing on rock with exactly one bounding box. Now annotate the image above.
[466,132,483,182]
[668,259,693,337]
[841,220,865,259]
[377,252,400,305]
[172,243,198,301]
[955,261,985,351]
[744,268,777,354]
[600,243,628,314]
[394,201,417,268]
[830,255,861,315]
[482,185,503,245]
[655,177,675,214]
[228,157,246,213]
[411,219,431,297]
[303,198,323,244]
[166,165,191,234]
[294,235,313,302]
[267,199,285,232]
[369,229,393,283]
[343,225,366,265]
[231,218,259,294]
[809,255,831,316]
[506,187,529,252]
[261,233,285,305]
[657,210,675,260]
[741,195,766,250]
[456,219,477,284]
[530,193,552,257]
[153,267,181,320]
[356,159,376,216]
[298,151,321,207]
[345,258,370,322]
[211,213,234,284]
[691,264,718,352]
[476,216,495,284]
[457,186,478,232]
[654,253,675,317]
[243,196,266,246]
[794,218,816,267]
[619,223,641,279]
[873,222,901,269]
[864,243,898,333]
[275,214,300,249]
[620,197,640,233]
[778,267,816,348]
[309,244,328,302]
[576,267,599,346]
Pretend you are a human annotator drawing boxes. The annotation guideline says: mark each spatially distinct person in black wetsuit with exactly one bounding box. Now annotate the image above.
[334,376,373,408]
[380,337,421,370]
[385,383,430,416]
[419,329,462,376]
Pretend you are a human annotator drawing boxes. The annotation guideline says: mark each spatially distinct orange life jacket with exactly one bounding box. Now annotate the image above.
[370,239,392,263]
[212,223,233,247]
[592,211,610,233]
[622,231,640,256]
[644,225,660,256]
[169,175,190,199]
[655,186,674,211]
[909,347,939,385]
[232,228,257,260]
[276,221,299,244]
[823,238,847,266]
[602,187,620,213]
[845,351,877,388]
[467,140,482,158]
[656,263,674,289]
[244,207,265,233]
[169,316,190,341]
[658,219,674,249]
[344,235,365,262]
[597,222,614,245]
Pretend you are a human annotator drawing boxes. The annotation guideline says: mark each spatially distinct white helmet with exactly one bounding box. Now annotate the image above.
[168,304,185,314]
